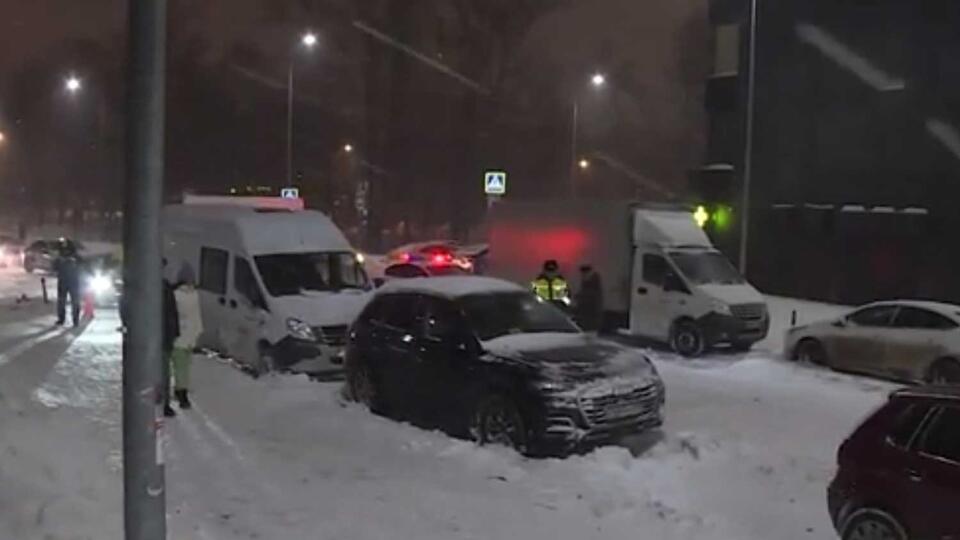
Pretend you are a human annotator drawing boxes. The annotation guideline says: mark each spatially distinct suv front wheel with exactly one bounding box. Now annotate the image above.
[471,395,529,453]
[346,358,383,412]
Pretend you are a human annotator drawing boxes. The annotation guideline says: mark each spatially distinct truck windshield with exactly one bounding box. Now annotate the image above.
[669,251,745,286]
[255,252,369,296]
[458,292,579,341]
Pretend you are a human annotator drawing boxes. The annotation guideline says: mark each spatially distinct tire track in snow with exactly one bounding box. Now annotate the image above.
[0,326,70,369]
[167,403,287,537]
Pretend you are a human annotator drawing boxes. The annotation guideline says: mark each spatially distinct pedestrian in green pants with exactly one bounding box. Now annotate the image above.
[167,263,201,411]
[171,347,192,409]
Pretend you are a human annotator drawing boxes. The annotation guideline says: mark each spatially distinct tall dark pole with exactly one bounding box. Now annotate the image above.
[122,1,167,539]
[738,0,759,274]
[569,100,579,198]
[286,62,294,188]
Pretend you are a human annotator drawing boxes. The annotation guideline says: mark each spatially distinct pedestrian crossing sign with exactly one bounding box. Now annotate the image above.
[484,171,507,196]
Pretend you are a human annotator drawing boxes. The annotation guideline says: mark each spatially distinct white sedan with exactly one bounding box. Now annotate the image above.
[785,300,960,384]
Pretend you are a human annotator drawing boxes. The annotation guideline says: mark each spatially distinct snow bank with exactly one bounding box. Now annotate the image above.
[0,296,896,540]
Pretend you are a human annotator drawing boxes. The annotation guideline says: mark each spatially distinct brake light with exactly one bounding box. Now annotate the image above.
[400,252,411,263]
[431,253,452,265]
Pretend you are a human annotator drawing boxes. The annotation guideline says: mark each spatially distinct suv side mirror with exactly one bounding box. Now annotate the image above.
[373,277,386,289]
[832,318,847,328]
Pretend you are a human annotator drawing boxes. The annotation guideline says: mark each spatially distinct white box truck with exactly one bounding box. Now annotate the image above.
[487,201,768,356]
[162,197,372,376]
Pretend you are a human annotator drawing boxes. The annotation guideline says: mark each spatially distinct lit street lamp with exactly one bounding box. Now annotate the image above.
[578,158,590,170]
[65,76,82,94]
[570,72,606,196]
[286,32,319,187]
[0,131,5,144]
[343,143,354,153]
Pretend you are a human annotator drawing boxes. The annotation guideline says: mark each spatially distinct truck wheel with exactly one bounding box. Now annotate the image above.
[671,321,705,357]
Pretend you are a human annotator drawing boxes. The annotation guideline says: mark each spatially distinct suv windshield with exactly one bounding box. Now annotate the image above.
[255,252,369,296]
[457,292,579,341]
[669,251,745,286]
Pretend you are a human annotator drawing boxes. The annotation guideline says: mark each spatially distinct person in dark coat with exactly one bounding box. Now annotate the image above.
[574,264,604,332]
[54,243,82,326]
[162,275,180,417]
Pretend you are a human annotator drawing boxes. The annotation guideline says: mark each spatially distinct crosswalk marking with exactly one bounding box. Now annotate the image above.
[0,327,69,368]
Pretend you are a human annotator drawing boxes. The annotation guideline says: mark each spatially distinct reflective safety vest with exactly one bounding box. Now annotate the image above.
[531,275,570,303]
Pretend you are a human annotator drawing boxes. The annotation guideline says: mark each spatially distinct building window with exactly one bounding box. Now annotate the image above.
[714,23,740,77]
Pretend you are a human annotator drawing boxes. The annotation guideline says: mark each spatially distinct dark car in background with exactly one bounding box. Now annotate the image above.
[828,386,960,540]
[0,236,24,268]
[345,276,665,456]
[23,239,84,274]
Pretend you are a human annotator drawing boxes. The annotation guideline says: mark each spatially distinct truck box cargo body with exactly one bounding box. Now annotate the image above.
[488,200,636,314]
[488,201,769,356]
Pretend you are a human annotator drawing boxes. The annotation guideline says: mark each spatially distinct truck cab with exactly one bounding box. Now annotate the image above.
[629,210,768,356]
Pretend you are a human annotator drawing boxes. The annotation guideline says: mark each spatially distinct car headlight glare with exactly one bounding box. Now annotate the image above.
[711,300,731,315]
[88,273,113,296]
[286,318,316,341]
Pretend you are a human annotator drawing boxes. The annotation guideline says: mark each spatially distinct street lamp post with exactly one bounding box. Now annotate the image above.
[286,32,318,188]
[569,73,606,197]
[738,0,759,274]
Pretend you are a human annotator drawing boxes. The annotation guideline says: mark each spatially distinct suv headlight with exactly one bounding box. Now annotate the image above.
[535,380,578,408]
[286,318,316,341]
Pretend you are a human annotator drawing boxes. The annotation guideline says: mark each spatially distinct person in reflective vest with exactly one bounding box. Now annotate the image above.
[531,260,570,308]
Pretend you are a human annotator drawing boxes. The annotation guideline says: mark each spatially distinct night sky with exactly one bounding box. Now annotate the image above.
[0,0,709,245]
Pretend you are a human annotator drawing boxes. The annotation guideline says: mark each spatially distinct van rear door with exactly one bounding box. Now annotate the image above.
[197,246,232,354]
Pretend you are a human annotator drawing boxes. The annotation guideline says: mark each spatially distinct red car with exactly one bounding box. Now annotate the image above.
[829,386,960,540]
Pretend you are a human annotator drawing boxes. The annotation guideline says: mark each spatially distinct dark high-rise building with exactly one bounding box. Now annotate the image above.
[704,0,960,304]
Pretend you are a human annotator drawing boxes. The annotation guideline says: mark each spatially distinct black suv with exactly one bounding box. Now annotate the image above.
[345,276,665,456]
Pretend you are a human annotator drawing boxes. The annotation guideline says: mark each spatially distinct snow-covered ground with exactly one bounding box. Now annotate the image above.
[0,296,895,540]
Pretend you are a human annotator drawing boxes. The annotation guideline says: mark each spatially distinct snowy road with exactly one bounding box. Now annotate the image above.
[0,291,899,540]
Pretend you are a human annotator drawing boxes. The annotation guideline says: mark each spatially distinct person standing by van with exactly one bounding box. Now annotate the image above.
[531,260,570,309]
[170,266,200,410]
[162,266,180,417]
[575,264,604,332]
